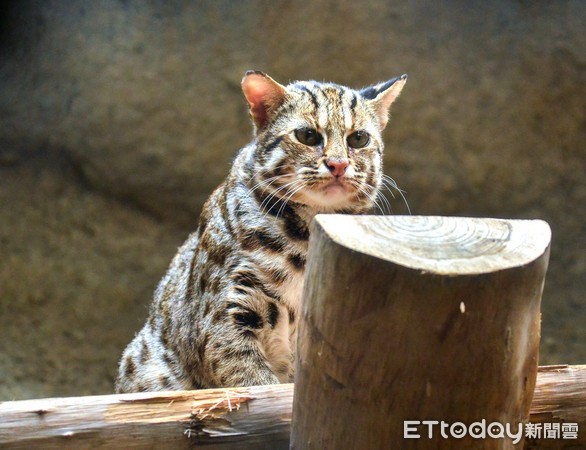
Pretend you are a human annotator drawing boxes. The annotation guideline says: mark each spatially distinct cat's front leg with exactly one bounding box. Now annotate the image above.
[204,300,285,387]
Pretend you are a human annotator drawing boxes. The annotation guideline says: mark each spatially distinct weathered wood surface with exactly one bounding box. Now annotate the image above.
[0,384,292,449]
[0,366,585,448]
[525,365,586,449]
[291,215,552,449]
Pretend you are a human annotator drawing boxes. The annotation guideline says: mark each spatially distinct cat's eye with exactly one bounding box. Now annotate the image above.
[295,128,323,147]
[347,131,370,148]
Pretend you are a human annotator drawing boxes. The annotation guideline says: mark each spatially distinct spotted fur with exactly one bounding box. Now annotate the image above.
[115,71,407,392]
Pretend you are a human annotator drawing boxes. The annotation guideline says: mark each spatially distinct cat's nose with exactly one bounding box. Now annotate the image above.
[326,158,349,178]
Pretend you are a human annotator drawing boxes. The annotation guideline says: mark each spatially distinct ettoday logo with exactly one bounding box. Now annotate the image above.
[404,420,579,443]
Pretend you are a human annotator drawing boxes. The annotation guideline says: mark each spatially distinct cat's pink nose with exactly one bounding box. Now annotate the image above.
[326,159,349,178]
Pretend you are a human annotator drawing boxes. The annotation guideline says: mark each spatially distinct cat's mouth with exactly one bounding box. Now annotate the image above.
[296,176,359,211]
[320,178,351,195]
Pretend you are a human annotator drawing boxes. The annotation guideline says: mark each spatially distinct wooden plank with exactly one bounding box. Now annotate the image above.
[0,366,584,448]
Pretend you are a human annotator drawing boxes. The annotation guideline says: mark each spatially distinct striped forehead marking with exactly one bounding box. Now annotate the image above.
[340,89,355,131]
[294,82,356,132]
[314,85,330,130]
[295,83,319,111]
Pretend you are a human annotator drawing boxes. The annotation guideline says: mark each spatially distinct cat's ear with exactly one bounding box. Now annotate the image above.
[242,71,287,132]
[360,74,407,130]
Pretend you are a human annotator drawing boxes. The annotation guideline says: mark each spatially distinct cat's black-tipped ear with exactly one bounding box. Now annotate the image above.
[360,74,407,130]
[241,71,287,132]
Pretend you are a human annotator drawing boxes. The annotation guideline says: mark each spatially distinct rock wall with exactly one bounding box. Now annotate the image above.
[0,0,584,399]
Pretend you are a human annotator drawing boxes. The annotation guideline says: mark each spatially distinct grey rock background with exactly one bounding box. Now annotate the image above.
[0,0,584,400]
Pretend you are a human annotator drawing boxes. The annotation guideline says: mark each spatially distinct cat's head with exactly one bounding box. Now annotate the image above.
[242,71,406,214]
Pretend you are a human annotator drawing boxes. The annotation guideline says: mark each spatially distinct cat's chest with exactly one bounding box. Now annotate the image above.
[280,269,305,313]
[275,269,304,368]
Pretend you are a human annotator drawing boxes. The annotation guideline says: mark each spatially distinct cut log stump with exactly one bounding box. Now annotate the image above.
[291,215,552,449]
[0,215,571,449]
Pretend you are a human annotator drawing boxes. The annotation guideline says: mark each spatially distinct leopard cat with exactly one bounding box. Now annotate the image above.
[115,70,407,392]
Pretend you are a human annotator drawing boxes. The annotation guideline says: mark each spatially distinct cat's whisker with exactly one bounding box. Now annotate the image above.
[250,163,290,178]
[245,176,287,202]
[380,175,397,200]
[248,175,284,193]
[276,180,306,214]
[382,174,408,196]
[377,190,393,215]
[372,190,391,216]
[365,190,387,216]
[351,181,387,215]
[261,179,301,210]
[257,177,298,208]
[373,192,390,216]
[381,174,411,215]
[243,167,292,201]
[275,181,307,218]
[246,163,290,184]
[356,178,392,215]
[260,179,304,218]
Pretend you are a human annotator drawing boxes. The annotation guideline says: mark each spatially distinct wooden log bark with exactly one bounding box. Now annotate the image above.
[0,384,292,450]
[291,215,552,449]
[525,365,586,449]
[0,366,585,448]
